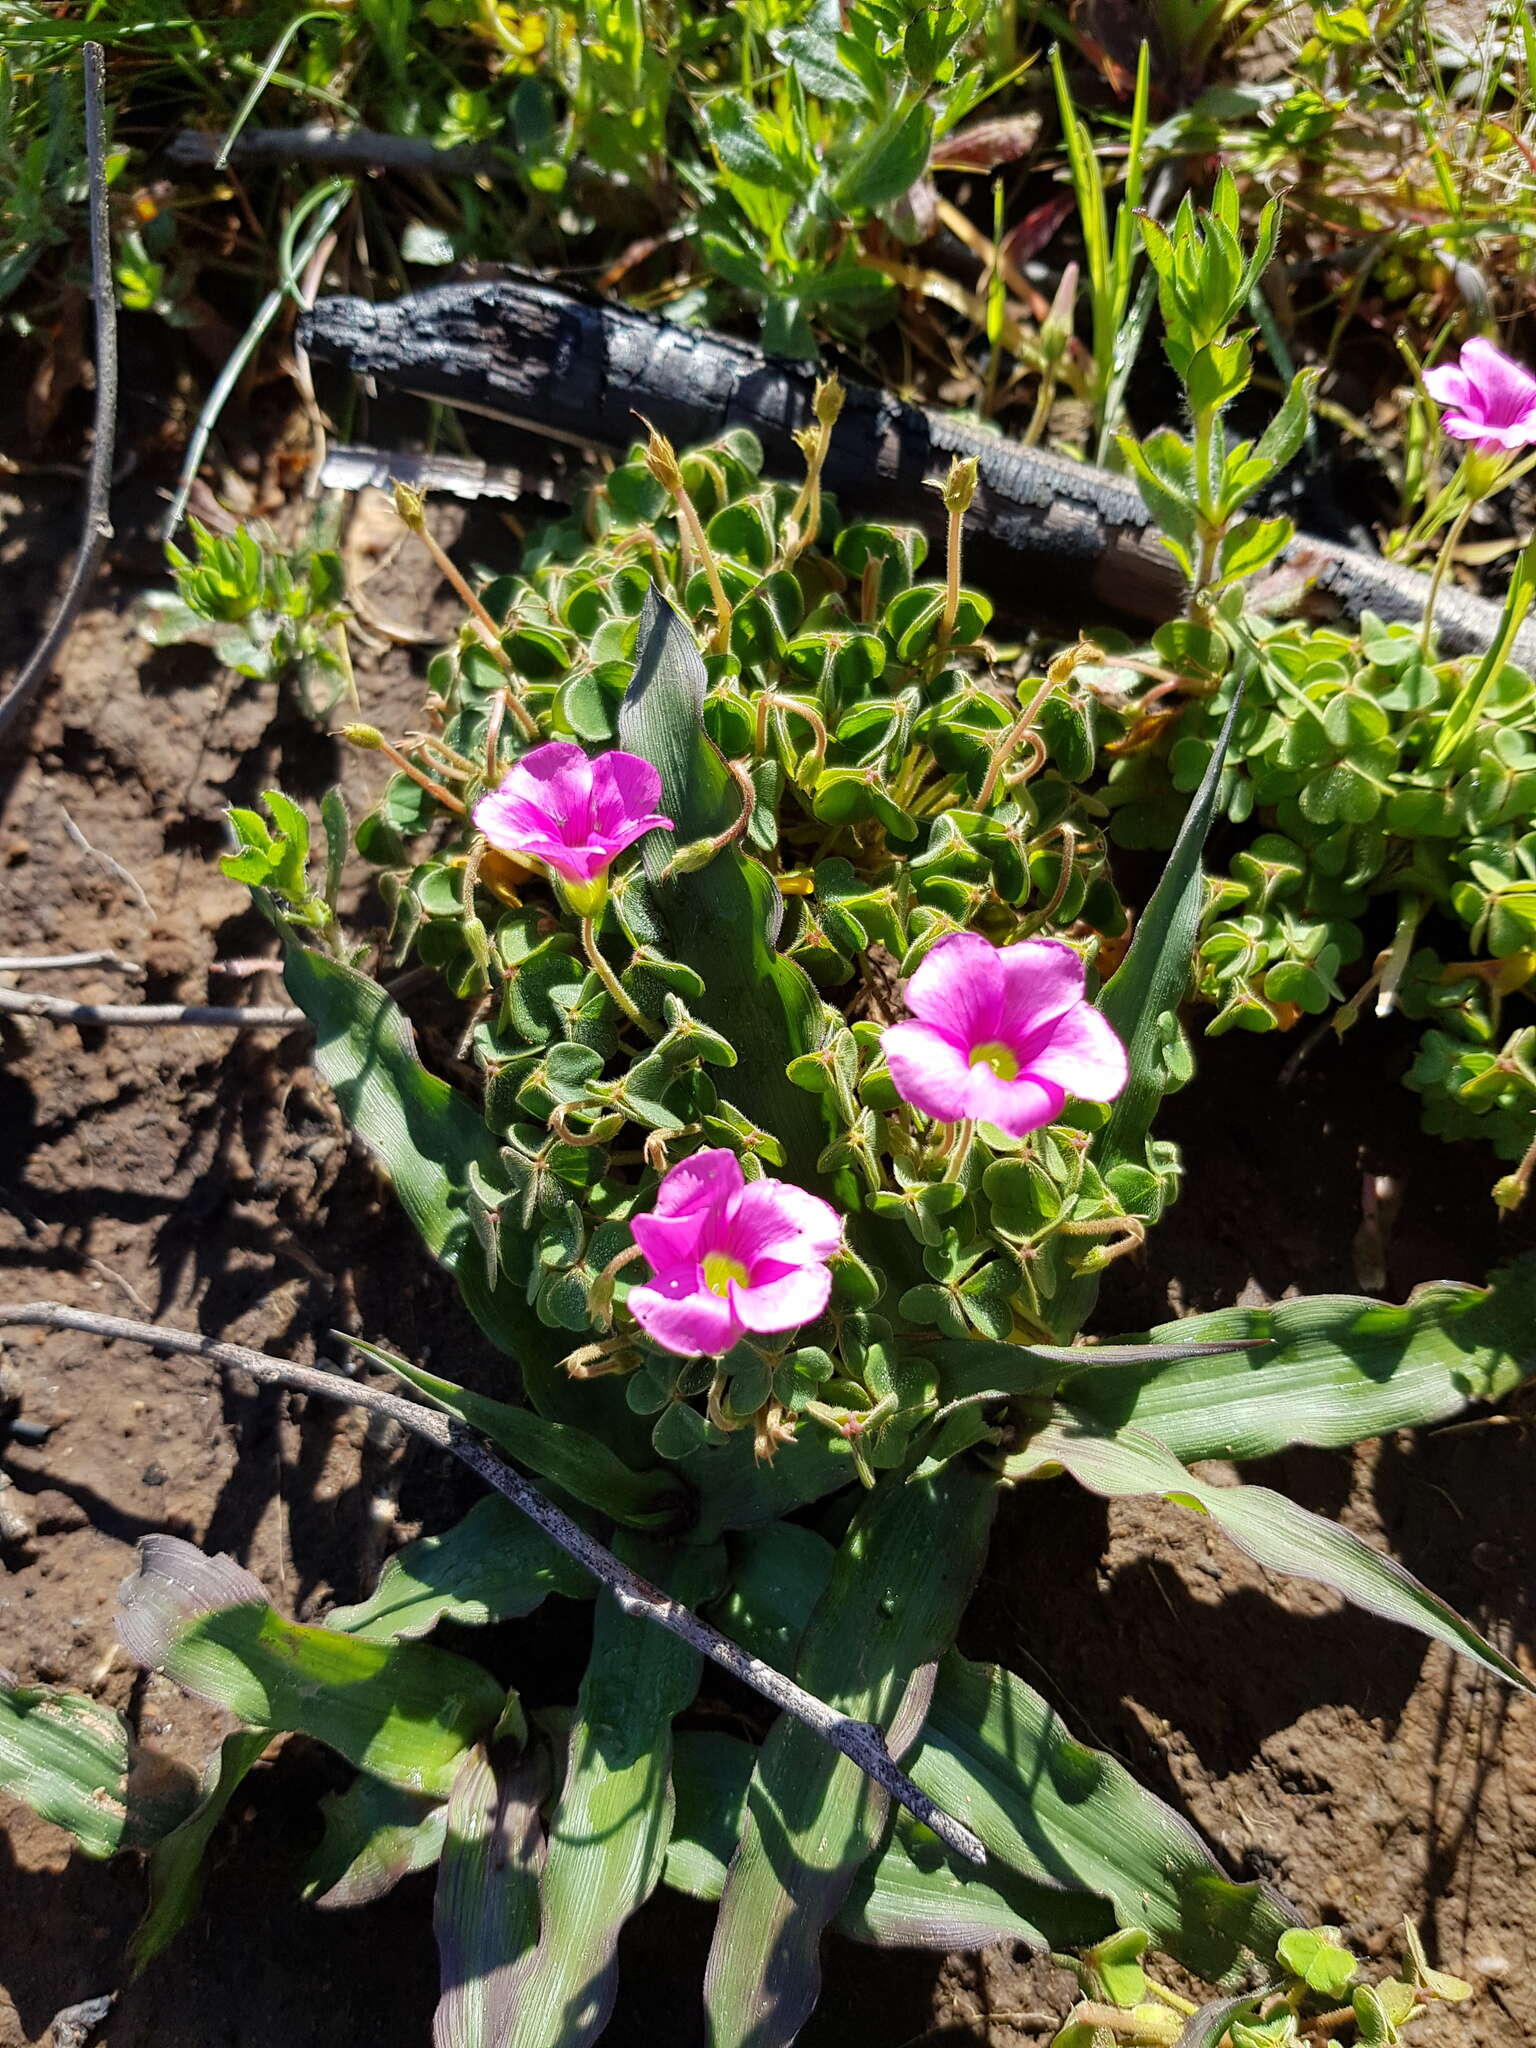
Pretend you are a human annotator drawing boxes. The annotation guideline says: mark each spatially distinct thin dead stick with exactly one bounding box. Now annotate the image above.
[167,126,518,182]
[0,987,304,1030]
[0,1299,988,1868]
[61,808,157,920]
[0,44,117,746]
[0,951,140,974]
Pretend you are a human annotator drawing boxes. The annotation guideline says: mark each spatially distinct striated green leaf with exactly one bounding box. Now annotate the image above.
[1020,1417,1535,1696]
[281,944,643,1445]
[304,1771,448,1907]
[1175,1989,1274,2047]
[617,588,831,1197]
[326,1495,592,1641]
[132,1729,273,1970]
[909,1657,1298,1985]
[282,945,537,1348]
[0,1684,133,1861]
[500,1538,723,2046]
[1063,1258,1536,1463]
[1096,678,1246,1179]
[118,1536,506,1795]
[349,1337,688,1534]
[838,1807,1113,1954]
[665,1730,755,1901]
[666,1728,1112,1956]
[703,1462,997,2048]
[434,1739,547,2048]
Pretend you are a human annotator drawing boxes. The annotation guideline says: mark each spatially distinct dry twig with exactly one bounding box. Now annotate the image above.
[0,1299,988,1868]
[0,44,117,745]
[0,987,304,1030]
[0,951,140,974]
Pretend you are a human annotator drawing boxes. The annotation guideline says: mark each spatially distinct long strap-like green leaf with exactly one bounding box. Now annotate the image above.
[703,1462,997,2048]
[1060,1257,1536,1463]
[497,1537,724,2047]
[1021,1415,1534,1696]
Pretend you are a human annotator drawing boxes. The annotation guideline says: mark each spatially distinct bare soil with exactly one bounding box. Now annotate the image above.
[2,441,1534,2048]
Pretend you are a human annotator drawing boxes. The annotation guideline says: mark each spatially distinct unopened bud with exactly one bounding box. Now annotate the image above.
[339,723,384,749]
[1041,260,1079,361]
[813,374,845,431]
[665,836,720,877]
[391,481,426,531]
[640,418,683,494]
[939,455,979,517]
[1493,1173,1528,1213]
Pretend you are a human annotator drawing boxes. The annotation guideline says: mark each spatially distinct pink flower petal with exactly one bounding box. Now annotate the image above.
[729,1178,843,1267]
[731,1260,832,1334]
[883,1019,981,1122]
[963,1061,1064,1137]
[631,1208,709,1273]
[1024,1001,1129,1102]
[1461,336,1536,426]
[628,1268,740,1356]
[591,751,665,833]
[654,1148,743,1218]
[1441,413,1493,444]
[1422,362,1473,411]
[995,938,1088,1035]
[903,932,1005,1041]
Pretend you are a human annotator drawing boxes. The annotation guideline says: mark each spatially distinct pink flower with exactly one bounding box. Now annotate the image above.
[627,1149,842,1358]
[1423,338,1536,454]
[882,933,1127,1139]
[473,741,672,887]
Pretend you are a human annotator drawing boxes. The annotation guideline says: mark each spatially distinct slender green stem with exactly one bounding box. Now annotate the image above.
[1420,498,1475,658]
[580,916,659,1034]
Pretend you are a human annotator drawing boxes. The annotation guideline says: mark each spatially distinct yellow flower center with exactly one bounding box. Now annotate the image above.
[702,1251,750,1297]
[968,1039,1019,1081]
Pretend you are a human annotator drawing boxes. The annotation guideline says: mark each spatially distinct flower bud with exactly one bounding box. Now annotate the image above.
[939,455,979,517]
[640,420,684,495]
[391,481,426,531]
[813,374,845,431]
[339,723,384,749]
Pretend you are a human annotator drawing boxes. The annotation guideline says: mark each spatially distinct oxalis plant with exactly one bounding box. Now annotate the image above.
[7,276,1536,2048]
[1100,174,1536,1205]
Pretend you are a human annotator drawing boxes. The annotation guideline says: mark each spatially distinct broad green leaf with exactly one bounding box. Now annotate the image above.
[838,1808,1113,1954]
[326,1495,592,1640]
[704,1525,1292,1983]
[434,1741,547,2048]
[350,1337,687,1533]
[118,1536,506,1794]
[833,98,934,212]
[281,944,642,1445]
[617,589,832,1198]
[1062,1258,1536,1462]
[666,1729,1113,1955]
[1020,1418,1535,1696]
[132,1729,273,1970]
[665,1730,755,1901]
[304,1772,448,1907]
[685,1420,854,1541]
[908,1657,1299,1986]
[0,1684,133,1861]
[501,1538,723,2046]
[703,1462,997,2048]
[282,945,533,1334]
